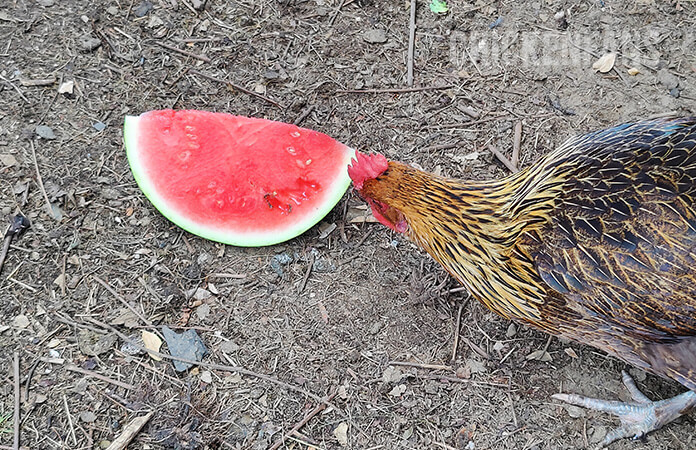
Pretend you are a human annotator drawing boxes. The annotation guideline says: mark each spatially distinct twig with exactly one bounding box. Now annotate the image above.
[426,374,509,388]
[507,391,518,428]
[355,229,373,247]
[105,411,154,450]
[269,390,338,450]
[62,394,77,446]
[457,105,480,119]
[328,0,346,27]
[293,105,315,126]
[0,215,31,276]
[432,441,458,450]
[423,142,459,153]
[389,361,451,371]
[406,0,416,87]
[462,336,490,360]
[66,365,137,391]
[336,85,453,94]
[0,74,30,103]
[298,252,315,294]
[488,144,519,173]
[38,82,61,125]
[511,121,522,169]
[12,353,19,450]
[23,358,40,401]
[188,69,284,108]
[425,113,510,130]
[155,41,211,63]
[451,302,464,362]
[30,141,55,218]
[92,275,153,327]
[19,77,56,87]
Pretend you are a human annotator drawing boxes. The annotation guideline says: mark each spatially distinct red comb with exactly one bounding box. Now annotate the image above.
[347,151,389,189]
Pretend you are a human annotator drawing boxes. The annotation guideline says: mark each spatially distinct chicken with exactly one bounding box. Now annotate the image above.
[348,117,696,446]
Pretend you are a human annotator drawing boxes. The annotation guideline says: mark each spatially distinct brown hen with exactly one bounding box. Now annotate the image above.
[348,117,696,446]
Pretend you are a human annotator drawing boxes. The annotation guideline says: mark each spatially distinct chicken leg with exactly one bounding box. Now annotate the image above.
[553,370,696,447]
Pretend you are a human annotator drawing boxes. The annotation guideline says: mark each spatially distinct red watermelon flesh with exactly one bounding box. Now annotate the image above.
[124,110,354,246]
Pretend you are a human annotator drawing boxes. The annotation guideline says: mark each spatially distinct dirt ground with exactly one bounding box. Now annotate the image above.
[1,0,696,449]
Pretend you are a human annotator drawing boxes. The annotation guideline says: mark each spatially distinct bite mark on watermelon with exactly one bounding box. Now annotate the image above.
[124,110,354,246]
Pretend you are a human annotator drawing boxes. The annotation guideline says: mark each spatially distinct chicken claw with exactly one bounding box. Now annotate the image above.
[553,370,696,448]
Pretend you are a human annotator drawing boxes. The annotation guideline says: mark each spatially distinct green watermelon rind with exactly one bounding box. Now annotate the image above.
[123,113,354,247]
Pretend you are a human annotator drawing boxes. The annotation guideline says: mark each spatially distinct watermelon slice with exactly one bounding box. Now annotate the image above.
[124,110,353,246]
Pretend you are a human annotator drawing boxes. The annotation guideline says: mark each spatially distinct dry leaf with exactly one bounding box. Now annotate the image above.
[142,330,163,361]
[627,67,641,76]
[58,80,74,94]
[13,314,30,329]
[382,366,403,383]
[526,349,552,362]
[333,422,349,446]
[53,273,66,290]
[0,154,18,167]
[348,214,379,224]
[564,347,579,358]
[388,384,407,397]
[592,52,616,73]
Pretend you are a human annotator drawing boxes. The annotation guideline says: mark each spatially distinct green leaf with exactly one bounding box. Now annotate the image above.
[429,0,448,13]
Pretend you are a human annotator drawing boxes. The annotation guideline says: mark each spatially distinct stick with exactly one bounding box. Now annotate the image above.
[155,41,211,63]
[511,121,522,169]
[268,390,338,450]
[451,302,464,362]
[406,0,416,86]
[328,0,346,27]
[30,141,55,218]
[188,69,284,108]
[62,394,77,446]
[293,105,315,126]
[337,85,453,94]
[425,113,510,130]
[488,144,519,173]
[426,374,509,388]
[12,353,19,450]
[0,215,30,276]
[92,275,153,327]
[0,75,30,103]
[23,359,40,401]
[0,232,12,276]
[19,77,56,87]
[298,252,315,294]
[105,411,154,450]
[66,365,137,391]
[389,361,451,371]
[423,142,458,153]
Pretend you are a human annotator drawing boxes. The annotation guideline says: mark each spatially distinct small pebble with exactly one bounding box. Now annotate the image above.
[656,68,679,91]
[35,125,56,140]
[363,29,387,44]
[133,0,153,17]
[80,411,97,423]
[80,35,102,52]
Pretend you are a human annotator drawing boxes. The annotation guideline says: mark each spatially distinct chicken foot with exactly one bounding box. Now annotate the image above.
[553,370,696,448]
